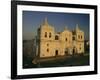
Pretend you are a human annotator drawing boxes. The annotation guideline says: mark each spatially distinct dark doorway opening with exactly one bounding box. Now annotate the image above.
[73,48,76,55]
[65,51,68,55]
[55,50,58,56]
[65,48,68,55]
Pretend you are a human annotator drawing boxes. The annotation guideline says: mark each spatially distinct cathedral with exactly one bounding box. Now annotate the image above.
[35,18,84,58]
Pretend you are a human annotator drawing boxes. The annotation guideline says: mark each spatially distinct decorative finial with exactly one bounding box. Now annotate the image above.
[44,17,48,25]
[76,24,79,30]
[64,26,67,30]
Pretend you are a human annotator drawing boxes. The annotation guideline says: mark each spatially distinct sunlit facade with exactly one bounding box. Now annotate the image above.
[36,18,84,58]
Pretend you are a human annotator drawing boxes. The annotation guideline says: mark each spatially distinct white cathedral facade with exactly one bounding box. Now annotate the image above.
[35,18,84,58]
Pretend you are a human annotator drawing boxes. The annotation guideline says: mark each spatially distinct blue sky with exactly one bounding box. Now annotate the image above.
[23,11,89,40]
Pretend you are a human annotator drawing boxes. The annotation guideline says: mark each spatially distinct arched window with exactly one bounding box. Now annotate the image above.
[65,38,67,41]
[47,48,49,52]
[49,32,51,38]
[45,32,47,37]
[55,35,59,40]
[78,35,80,39]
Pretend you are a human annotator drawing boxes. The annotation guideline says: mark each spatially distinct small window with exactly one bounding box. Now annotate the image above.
[47,48,49,52]
[47,44,49,46]
[49,32,51,38]
[65,38,67,41]
[45,32,47,37]
[55,35,59,40]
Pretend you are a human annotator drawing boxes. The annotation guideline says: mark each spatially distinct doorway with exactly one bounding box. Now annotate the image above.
[55,50,58,56]
[65,48,68,55]
[73,47,76,54]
